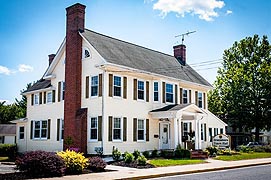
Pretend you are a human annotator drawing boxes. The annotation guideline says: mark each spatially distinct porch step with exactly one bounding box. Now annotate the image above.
[190,150,208,159]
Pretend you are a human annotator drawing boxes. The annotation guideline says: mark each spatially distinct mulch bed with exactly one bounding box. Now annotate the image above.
[111,161,155,169]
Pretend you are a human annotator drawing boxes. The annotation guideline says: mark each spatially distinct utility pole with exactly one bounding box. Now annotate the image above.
[175,31,196,44]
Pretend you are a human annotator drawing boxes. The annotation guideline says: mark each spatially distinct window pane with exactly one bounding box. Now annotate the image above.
[183,89,188,104]
[47,92,52,103]
[114,76,121,86]
[138,81,144,90]
[166,84,173,93]
[154,92,158,101]
[138,120,144,129]
[154,82,158,91]
[91,129,97,139]
[114,86,121,96]
[91,118,97,128]
[138,130,144,140]
[138,90,144,100]
[41,129,47,138]
[166,93,173,103]
[114,118,121,128]
[42,121,47,128]
[34,130,40,138]
[19,127,24,139]
[34,94,39,104]
[113,76,121,97]
[113,129,121,139]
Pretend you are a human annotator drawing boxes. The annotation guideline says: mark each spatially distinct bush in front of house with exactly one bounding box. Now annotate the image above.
[0,144,17,160]
[112,147,122,161]
[57,149,88,174]
[87,156,107,172]
[174,145,191,159]
[151,148,158,158]
[137,155,147,166]
[206,146,219,156]
[143,151,150,158]
[124,152,134,163]
[15,150,65,178]
[133,149,141,160]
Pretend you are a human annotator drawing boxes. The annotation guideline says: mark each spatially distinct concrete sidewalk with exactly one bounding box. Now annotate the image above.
[44,158,271,180]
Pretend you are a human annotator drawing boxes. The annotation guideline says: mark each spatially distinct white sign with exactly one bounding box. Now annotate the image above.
[213,134,229,147]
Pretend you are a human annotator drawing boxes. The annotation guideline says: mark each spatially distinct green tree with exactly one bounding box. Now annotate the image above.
[209,35,271,142]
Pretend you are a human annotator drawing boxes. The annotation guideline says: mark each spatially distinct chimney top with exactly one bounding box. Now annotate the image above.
[48,54,56,66]
[173,44,186,66]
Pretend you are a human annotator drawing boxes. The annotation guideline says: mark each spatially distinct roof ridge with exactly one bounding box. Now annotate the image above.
[84,28,174,58]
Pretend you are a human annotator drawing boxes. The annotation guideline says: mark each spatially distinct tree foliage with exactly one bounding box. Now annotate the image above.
[208,35,271,142]
[0,83,31,124]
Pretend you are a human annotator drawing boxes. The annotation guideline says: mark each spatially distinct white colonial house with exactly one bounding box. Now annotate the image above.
[13,3,227,155]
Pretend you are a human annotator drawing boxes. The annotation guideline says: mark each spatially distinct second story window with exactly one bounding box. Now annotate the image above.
[62,82,65,100]
[166,83,173,103]
[113,76,121,97]
[198,92,203,108]
[34,94,39,105]
[183,89,188,104]
[153,82,159,102]
[47,91,52,103]
[91,76,98,96]
[138,80,144,100]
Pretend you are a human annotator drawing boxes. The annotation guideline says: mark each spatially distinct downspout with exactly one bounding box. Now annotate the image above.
[101,68,106,154]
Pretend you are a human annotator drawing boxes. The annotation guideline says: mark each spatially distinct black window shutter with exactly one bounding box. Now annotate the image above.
[31,94,34,106]
[47,119,51,139]
[123,117,127,141]
[30,121,33,139]
[108,116,113,141]
[146,81,149,102]
[109,74,113,97]
[99,74,103,97]
[123,77,127,99]
[57,119,60,141]
[133,79,137,100]
[86,76,89,98]
[39,92,42,104]
[98,116,102,141]
[58,81,61,102]
[43,92,46,104]
[133,118,137,141]
[146,119,149,141]
[52,90,56,103]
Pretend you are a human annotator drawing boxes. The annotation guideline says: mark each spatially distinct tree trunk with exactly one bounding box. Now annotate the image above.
[255,126,260,143]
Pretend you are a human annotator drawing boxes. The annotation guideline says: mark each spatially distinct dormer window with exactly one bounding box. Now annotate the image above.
[83,47,91,59]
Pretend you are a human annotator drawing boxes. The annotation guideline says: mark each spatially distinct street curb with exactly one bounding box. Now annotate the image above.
[116,162,271,180]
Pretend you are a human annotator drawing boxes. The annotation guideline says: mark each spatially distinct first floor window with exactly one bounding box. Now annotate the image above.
[138,81,144,100]
[113,76,121,97]
[0,136,4,143]
[34,120,48,139]
[113,118,121,140]
[47,91,52,103]
[19,126,25,140]
[214,128,218,136]
[220,128,223,134]
[90,117,98,140]
[34,93,39,105]
[198,92,203,108]
[153,82,159,101]
[137,119,145,141]
[166,83,173,103]
[91,76,98,96]
[183,89,188,104]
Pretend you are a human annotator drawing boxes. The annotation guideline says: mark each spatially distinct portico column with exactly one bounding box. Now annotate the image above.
[194,117,199,149]
[174,118,178,148]
[198,118,202,149]
[178,114,182,147]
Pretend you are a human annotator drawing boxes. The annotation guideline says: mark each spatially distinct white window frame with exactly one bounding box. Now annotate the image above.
[165,83,174,103]
[83,47,91,59]
[46,91,52,103]
[113,76,122,97]
[198,91,203,108]
[153,81,159,102]
[113,117,122,141]
[182,89,189,104]
[19,125,25,140]
[214,128,219,136]
[90,117,98,141]
[34,93,39,105]
[137,80,145,101]
[91,76,99,97]
[137,119,146,142]
[33,120,48,140]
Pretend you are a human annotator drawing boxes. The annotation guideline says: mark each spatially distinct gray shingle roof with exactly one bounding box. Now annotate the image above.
[0,124,16,135]
[82,29,212,87]
[24,79,51,93]
[150,104,191,112]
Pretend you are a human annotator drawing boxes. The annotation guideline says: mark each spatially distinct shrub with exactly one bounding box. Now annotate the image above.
[239,145,252,153]
[137,155,147,166]
[112,147,122,161]
[161,150,174,158]
[174,145,190,159]
[88,156,107,172]
[133,150,141,160]
[57,149,88,174]
[206,146,218,156]
[124,152,134,163]
[15,151,65,178]
[143,151,150,158]
[151,149,158,158]
[0,144,17,160]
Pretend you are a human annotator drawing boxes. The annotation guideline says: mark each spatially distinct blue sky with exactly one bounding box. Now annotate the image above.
[0,0,270,103]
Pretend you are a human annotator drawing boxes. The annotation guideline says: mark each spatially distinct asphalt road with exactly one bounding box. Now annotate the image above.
[150,165,271,180]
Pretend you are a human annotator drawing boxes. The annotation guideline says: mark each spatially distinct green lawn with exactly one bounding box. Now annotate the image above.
[149,158,206,167]
[215,152,271,161]
[0,157,9,161]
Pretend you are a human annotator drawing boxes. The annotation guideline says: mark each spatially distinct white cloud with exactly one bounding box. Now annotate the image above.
[18,64,33,72]
[0,65,12,75]
[226,10,233,15]
[151,0,225,21]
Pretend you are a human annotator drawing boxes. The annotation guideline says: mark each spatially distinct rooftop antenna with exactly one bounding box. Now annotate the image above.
[175,30,196,45]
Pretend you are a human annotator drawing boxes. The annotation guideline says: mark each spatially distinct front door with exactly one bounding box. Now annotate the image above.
[160,123,170,149]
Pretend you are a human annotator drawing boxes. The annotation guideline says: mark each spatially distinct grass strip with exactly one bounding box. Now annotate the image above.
[149,158,206,167]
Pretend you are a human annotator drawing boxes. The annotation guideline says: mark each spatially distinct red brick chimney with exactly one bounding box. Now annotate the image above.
[173,44,186,65]
[64,3,88,154]
[48,54,56,65]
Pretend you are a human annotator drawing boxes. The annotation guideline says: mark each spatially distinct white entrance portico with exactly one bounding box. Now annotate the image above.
[150,104,206,150]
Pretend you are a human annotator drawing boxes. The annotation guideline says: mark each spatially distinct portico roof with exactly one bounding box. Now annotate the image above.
[149,104,206,119]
